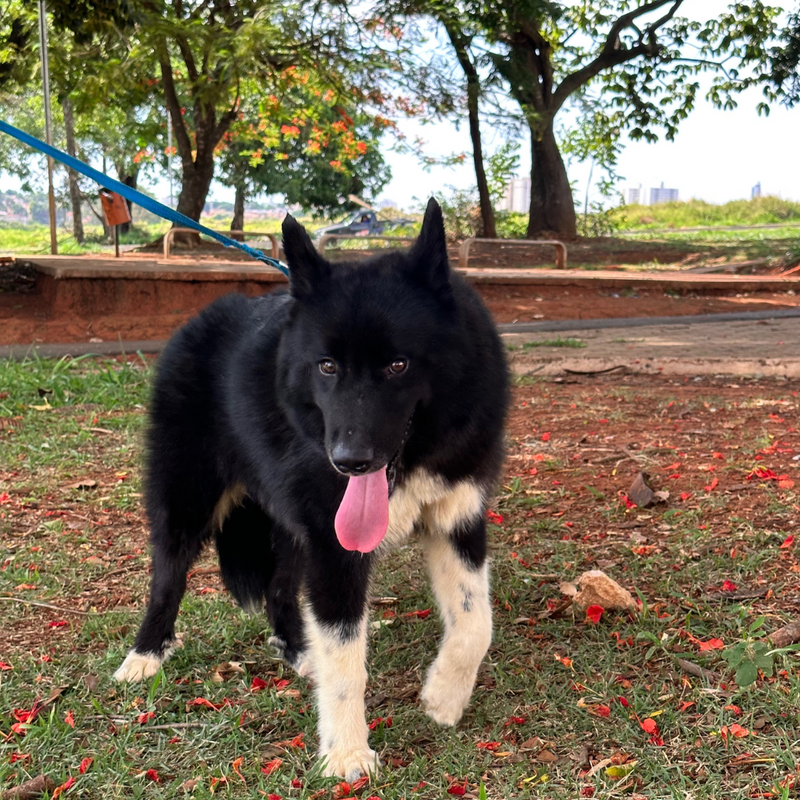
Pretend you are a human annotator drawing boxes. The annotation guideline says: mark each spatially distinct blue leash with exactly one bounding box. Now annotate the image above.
[0,118,289,275]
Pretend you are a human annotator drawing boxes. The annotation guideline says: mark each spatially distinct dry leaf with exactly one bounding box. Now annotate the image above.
[69,479,97,490]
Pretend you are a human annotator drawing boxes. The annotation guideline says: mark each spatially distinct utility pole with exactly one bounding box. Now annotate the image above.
[38,0,57,255]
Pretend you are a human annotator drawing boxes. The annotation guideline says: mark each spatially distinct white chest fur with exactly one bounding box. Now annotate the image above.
[381,469,484,550]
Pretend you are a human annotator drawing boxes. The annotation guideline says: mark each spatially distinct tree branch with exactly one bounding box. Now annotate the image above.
[602,0,682,55]
[158,43,194,167]
[553,0,684,111]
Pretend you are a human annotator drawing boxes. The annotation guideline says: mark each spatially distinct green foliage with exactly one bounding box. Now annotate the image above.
[722,619,775,688]
[768,8,800,106]
[613,196,800,231]
[0,0,36,91]
[484,141,520,208]
[436,186,480,242]
[225,76,391,216]
[494,211,528,239]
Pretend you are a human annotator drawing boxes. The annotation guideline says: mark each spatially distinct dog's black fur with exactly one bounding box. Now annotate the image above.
[120,199,508,773]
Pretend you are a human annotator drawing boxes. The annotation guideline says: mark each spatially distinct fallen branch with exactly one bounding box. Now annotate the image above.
[0,596,91,616]
[563,365,626,376]
[1,775,54,800]
[677,658,719,681]
[765,621,800,649]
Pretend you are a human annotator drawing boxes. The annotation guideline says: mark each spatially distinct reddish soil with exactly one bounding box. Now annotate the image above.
[1,279,799,345]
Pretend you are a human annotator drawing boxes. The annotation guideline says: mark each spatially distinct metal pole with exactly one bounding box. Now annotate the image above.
[167,109,173,208]
[38,0,57,255]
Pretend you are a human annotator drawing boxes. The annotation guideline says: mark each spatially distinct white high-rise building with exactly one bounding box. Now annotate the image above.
[650,182,679,204]
[627,185,643,205]
[497,177,531,213]
[751,182,762,199]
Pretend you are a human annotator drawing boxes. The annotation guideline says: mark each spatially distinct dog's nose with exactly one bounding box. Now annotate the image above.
[331,443,375,476]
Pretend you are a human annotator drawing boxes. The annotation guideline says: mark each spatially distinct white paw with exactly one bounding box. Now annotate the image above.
[268,636,314,679]
[320,746,381,781]
[420,661,475,727]
[113,649,165,683]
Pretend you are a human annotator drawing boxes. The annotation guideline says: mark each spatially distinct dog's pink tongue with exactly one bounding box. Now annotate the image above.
[334,467,389,553]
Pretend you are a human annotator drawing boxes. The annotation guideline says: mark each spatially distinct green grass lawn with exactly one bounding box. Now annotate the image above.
[1,358,799,799]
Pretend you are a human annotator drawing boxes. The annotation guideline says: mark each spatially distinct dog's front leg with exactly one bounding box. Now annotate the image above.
[420,518,492,727]
[303,554,378,780]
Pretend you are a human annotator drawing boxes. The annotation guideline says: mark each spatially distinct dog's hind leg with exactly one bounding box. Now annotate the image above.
[420,516,492,727]
[114,499,215,683]
[303,549,379,781]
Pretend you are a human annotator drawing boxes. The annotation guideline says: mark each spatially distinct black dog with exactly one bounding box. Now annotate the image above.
[115,199,508,779]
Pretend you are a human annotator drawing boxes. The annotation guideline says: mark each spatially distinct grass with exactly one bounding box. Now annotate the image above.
[1,360,800,799]
[613,196,800,231]
[521,338,587,350]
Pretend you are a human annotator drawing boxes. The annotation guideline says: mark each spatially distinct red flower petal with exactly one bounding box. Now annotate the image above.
[79,757,93,774]
[261,757,282,776]
[52,776,76,798]
[585,605,604,624]
[145,768,160,782]
[640,718,658,735]
[447,781,467,795]
[64,710,75,729]
[780,535,795,549]
[721,580,738,592]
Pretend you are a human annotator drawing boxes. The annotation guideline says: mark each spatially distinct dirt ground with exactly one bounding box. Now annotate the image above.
[2,281,799,345]
[2,371,798,652]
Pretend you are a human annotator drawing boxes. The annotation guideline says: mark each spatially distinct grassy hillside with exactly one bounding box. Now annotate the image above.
[614,196,800,231]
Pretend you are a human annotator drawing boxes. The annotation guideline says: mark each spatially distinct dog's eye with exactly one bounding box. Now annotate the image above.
[387,358,408,375]
[319,359,337,375]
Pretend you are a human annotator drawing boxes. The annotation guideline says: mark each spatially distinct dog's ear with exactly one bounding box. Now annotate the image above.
[282,214,331,300]
[408,198,450,295]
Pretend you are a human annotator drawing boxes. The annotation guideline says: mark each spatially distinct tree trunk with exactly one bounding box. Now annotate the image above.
[444,24,496,239]
[527,123,576,237]
[230,182,245,241]
[175,162,214,222]
[467,80,496,239]
[61,97,84,244]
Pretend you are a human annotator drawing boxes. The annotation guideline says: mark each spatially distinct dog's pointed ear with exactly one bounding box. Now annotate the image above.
[282,214,331,300]
[408,198,450,295]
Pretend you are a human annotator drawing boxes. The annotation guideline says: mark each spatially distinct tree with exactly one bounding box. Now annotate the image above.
[219,77,391,226]
[384,0,782,237]
[766,7,800,106]
[0,1,36,90]
[132,1,394,224]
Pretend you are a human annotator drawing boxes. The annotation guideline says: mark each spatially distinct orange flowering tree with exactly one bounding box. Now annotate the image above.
[218,71,391,223]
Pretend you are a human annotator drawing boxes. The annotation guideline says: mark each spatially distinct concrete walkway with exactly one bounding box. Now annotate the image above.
[506,315,800,378]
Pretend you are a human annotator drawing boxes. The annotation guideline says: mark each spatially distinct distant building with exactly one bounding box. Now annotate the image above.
[497,177,531,213]
[627,185,643,205]
[751,182,762,199]
[649,182,679,205]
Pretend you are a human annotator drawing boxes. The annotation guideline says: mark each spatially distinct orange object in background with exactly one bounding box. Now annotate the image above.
[99,189,131,226]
